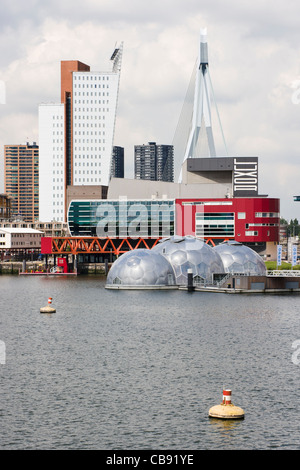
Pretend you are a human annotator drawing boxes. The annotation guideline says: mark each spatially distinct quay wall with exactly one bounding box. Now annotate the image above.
[0,261,110,275]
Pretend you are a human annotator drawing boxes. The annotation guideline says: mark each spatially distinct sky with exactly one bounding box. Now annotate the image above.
[1,0,300,220]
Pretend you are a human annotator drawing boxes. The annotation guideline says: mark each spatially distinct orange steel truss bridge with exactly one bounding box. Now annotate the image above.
[42,236,160,256]
[41,236,220,256]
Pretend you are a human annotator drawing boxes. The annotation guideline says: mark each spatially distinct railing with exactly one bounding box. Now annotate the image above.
[267,270,300,277]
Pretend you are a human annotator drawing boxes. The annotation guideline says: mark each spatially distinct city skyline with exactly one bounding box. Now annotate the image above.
[1,1,300,220]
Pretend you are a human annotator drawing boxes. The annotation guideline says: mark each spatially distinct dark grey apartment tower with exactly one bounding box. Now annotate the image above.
[111,146,124,178]
[134,142,174,182]
[156,144,174,182]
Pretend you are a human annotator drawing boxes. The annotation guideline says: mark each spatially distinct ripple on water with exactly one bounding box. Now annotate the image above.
[0,275,300,449]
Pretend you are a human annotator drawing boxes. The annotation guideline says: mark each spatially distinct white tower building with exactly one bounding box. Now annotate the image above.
[38,44,123,222]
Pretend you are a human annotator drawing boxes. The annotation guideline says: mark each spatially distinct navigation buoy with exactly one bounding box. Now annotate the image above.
[209,389,244,419]
[40,297,56,314]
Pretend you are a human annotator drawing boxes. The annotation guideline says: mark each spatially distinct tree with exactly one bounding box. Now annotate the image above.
[285,218,300,237]
[280,217,300,237]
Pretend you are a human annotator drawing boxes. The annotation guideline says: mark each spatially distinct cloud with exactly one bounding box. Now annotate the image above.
[0,0,300,220]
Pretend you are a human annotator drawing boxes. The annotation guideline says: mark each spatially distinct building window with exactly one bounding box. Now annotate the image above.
[245,231,258,236]
[238,212,246,219]
[195,212,234,237]
[255,212,280,218]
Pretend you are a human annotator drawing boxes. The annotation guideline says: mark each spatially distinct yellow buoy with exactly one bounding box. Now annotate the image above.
[40,297,56,314]
[209,389,244,419]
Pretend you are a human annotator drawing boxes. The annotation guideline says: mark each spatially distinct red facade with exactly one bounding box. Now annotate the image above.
[175,197,280,245]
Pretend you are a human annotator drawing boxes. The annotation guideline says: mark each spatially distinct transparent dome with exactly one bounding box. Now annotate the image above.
[214,241,266,275]
[152,235,225,285]
[106,249,176,288]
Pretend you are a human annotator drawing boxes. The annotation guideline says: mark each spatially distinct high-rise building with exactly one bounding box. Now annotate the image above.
[39,44,123,222]
[134,142,174,182]
[4,142,39,222]
[156,145,174,182]
[111,146,124,178]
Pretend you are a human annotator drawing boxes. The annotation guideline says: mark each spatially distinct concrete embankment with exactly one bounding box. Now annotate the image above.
[0,262,110,275]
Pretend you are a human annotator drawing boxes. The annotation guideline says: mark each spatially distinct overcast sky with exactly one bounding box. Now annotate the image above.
[1,0,300,220]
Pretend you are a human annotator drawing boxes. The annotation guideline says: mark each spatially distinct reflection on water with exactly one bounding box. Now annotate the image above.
[0,275,300,450]
[209,417,245,434]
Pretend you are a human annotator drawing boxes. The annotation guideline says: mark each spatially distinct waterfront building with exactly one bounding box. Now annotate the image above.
[66,192,279,259]
[0,220,68,237]
[67,198,175,238]
[39,44,123,223]
[0,227,43,250]
[134,142,174,182]
[4,142,39,222]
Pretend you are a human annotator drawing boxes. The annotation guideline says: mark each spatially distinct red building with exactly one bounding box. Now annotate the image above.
[175,197,280,258]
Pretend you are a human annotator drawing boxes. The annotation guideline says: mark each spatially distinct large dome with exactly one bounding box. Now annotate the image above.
[152,235,224,285]
[214,241,266,275]
[106,249,176,288]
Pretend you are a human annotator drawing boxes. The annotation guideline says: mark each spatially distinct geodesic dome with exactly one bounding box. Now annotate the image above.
[106,249,176,288]
[213,241,266,275]
[152,235,225,285]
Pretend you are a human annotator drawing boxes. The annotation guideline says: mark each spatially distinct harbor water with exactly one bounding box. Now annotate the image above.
[0,274,299,450]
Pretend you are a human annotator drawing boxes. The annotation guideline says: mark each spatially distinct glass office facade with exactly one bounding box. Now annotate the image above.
[68,199,175,238]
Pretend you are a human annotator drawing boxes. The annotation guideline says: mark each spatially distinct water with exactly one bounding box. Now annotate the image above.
[0,274,299,450]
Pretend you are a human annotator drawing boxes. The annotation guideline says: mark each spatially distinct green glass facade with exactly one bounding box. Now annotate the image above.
[68,199,175,238]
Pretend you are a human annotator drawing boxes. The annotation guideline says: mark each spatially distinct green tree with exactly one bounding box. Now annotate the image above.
[289,218,299,236]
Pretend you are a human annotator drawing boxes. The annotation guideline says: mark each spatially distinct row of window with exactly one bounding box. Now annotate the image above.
[11,233,41,237]
[74,108,110,112]
[246,223,279,227]
[74,115,107,119]
[182,201,233,206]
[74,84,109,88]
[74,170,101,174]
[75,131,106,135]
[74,148,106,153]
[194,212,278,238]
[74,75,111,81]
[74,140,106,145]
[52,161,101,167]
[12,241,39,245]
[74,92,110,97]
[74,178,102,183]
[255,212,279,218]
[74,123,106,128]
[74,100,110,105]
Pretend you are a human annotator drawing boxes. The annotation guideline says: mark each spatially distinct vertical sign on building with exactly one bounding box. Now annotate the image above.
[233,157,258,197]
[292,245,297,266]
[277,244,282,268]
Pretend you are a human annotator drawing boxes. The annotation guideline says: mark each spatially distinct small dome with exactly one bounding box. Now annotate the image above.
[214,241,266,275]
[152,235,224,285]
[106,249,176,287]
